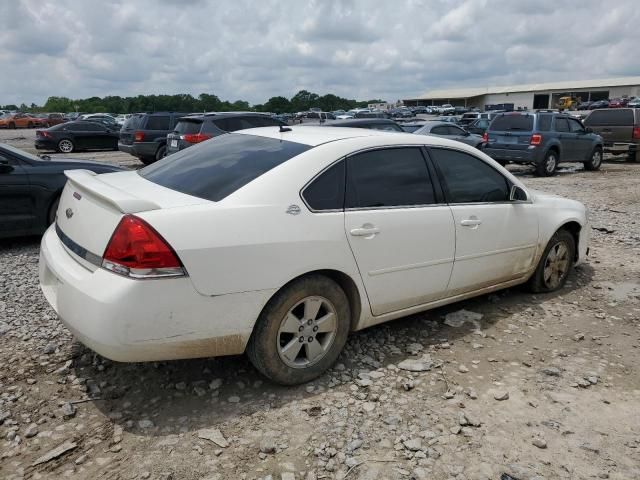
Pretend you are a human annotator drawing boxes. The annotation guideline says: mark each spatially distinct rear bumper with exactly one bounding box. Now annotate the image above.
[118,142,160,158]
[483,146,542,163]
[39,226,275,362]
[35,139,58,150]
[602,142,638,154]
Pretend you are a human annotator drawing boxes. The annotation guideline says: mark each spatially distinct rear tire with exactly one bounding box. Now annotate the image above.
[628,150,640,163]
[247,275,351,385]
[155,145,167,161]
[139,156,155,165]
[57,139,74,153]
[535,150,558,176]
[526,229,575,293]
[584,147,602,171]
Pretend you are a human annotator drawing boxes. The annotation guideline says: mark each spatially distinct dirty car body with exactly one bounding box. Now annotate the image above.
[39,126,589,383]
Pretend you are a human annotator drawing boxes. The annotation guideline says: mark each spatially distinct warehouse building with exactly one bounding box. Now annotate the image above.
[404,76,640,110]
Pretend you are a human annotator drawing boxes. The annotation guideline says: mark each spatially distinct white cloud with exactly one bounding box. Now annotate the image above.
[0,0,638,106]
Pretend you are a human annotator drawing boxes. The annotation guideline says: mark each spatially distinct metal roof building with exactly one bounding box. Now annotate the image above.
[404,76,640,110]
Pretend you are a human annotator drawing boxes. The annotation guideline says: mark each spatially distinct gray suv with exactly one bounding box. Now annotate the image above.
[483,112,603,176]
[119,112,189,164]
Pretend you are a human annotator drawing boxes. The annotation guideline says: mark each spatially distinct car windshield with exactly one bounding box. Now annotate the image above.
[1,143,42,162]
[139,133,312,202]
[489,114,534,131]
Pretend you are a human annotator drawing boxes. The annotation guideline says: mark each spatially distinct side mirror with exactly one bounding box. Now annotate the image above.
[509,185,528,202]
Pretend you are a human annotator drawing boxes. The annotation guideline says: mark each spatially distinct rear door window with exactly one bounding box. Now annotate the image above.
[584,109,634,126]
[145,115,170,130]
[345,148,435,208]
[302,161,345,211]
[568,118,585,132]
[430,125,449,135]
[536,115,552,132]
[554,118,570,132]
[430,148,509,203]
[489,115,534,131]
[139,134,311,202]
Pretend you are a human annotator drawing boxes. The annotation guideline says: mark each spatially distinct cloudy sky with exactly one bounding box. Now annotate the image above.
[1,0,639,106]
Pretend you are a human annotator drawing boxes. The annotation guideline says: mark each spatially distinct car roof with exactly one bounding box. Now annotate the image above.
[235,125,466,148]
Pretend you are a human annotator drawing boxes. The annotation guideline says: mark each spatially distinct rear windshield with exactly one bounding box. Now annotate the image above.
[139,134,311,202]
[174,119,203,134]
[584,109,635,127]
[123,115,143,130]
[489,114,534,132]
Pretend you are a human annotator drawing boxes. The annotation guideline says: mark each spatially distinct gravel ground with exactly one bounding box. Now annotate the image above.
[1,128,639,480]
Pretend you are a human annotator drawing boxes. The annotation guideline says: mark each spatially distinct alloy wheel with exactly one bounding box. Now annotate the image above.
[591,150,602,168]
[58,140,73,153]
[277,296,338,368]
[543,241,570,289]
[545,154,557,173]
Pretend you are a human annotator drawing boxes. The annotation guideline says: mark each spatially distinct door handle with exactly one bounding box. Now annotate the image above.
[460,218,482,227]
[350,226,380,237]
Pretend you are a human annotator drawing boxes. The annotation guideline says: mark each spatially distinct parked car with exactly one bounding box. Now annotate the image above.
[584,108,640,162]
[35,121,121,153]
[0,143,122,238]
[608,98,628,108]
[589,100,609,110]
[34,113,66,127]
[81,114,120,129]
[577,101,593,110]
[166,113,285,155]
[440,104,455,115]
[118,112,190,164]
[115,114,132,126]
[389,108,413,119]
[0,112,47,129]
[323,118,404,132]
[483,112,603,176]
[413,121,484,148]
[39,126,589,385]
[64,112,87,121]
[465,118,491,135]
[307,111,336,120]
[459,111,503,126]
[627,97,640,108]
[435,116,461,124]
[411,106,429,114]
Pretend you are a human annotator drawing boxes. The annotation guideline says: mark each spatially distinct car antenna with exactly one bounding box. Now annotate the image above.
[279,125,292,132]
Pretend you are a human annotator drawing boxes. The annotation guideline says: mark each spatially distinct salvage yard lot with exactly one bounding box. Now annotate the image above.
[1,128,639,479]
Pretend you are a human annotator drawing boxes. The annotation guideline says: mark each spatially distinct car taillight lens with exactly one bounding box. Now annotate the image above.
[482,132,489,142]
[181,133,212,144]
[633,127,640,139]
[134,131,145,142]
[36,130,51,138]
[530,134,542,145]
[102,215,185,279]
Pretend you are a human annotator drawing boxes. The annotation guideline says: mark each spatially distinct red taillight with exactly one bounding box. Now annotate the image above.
[530,134,542,145]
[482,132,489,142]
[102,215,185,279]
[36,130,52,138]
[633,127,640,140]
[182,133,212,144]
[134,131,145,142]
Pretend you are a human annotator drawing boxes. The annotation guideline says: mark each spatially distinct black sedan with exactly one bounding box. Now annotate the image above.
[35,121,120,153]
[0,143,123,238]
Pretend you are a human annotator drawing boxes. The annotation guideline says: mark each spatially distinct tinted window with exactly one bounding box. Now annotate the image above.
[430,148,509,203]
[369,123,402,132]
[447,125,466,135]
[140,134,310,202]
[215,117,263,132]
[145,115,170,130]
[250,117,282,127]
[554,118,570,132]
[584,109,634,126]
[537,115,552,132]
[303,161,345,211]
[489,114,534,131]
[345,148,435,208]
[174,120,203,134]
[430,125,449,135]
[568,118,584,132]
[123,115,143,130]
[73,122,103,131]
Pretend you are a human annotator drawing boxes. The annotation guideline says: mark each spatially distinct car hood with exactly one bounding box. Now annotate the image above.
[529,188,585,211]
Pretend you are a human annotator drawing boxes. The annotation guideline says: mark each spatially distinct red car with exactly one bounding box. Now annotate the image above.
[34,113,66,127]
[608,98,628,108]
[0,112,47,129]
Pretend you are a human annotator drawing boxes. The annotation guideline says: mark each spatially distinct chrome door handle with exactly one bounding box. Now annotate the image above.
[350,226,380,236]
[460,218,482,227]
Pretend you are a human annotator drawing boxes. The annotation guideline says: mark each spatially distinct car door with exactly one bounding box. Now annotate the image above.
[0,152,36,235]
[429,147,539,295]
[553,117,578,160]
[344,147,455,316]
[567,117,593,160]
[447,125,471,143]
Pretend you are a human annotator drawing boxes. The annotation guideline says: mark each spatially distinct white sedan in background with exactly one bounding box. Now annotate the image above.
[39,126,589,385]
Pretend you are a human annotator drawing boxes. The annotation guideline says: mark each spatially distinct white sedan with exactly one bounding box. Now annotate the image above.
[39,126,589,385]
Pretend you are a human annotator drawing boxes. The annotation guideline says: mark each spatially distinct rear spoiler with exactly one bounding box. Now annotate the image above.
[64,169,161,214]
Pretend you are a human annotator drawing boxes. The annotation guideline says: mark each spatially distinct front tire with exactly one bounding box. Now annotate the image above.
[526,229,575,293]
[247,275,351,385]
[584,147,602,171]
[535,150,558,176]
[57,139,74,153]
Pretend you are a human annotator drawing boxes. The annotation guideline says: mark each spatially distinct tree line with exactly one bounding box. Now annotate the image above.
[1,90,384,115]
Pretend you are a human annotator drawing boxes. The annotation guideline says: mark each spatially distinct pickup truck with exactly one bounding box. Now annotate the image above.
[584,108,640,162]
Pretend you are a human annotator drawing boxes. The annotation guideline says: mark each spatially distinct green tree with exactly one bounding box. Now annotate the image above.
[261,96,291,113]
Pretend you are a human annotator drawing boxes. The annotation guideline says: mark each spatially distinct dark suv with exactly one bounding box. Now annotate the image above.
[165,113,284,155]
[483,112,603,176]
[119,112,189,164]
[583,108,640,163]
